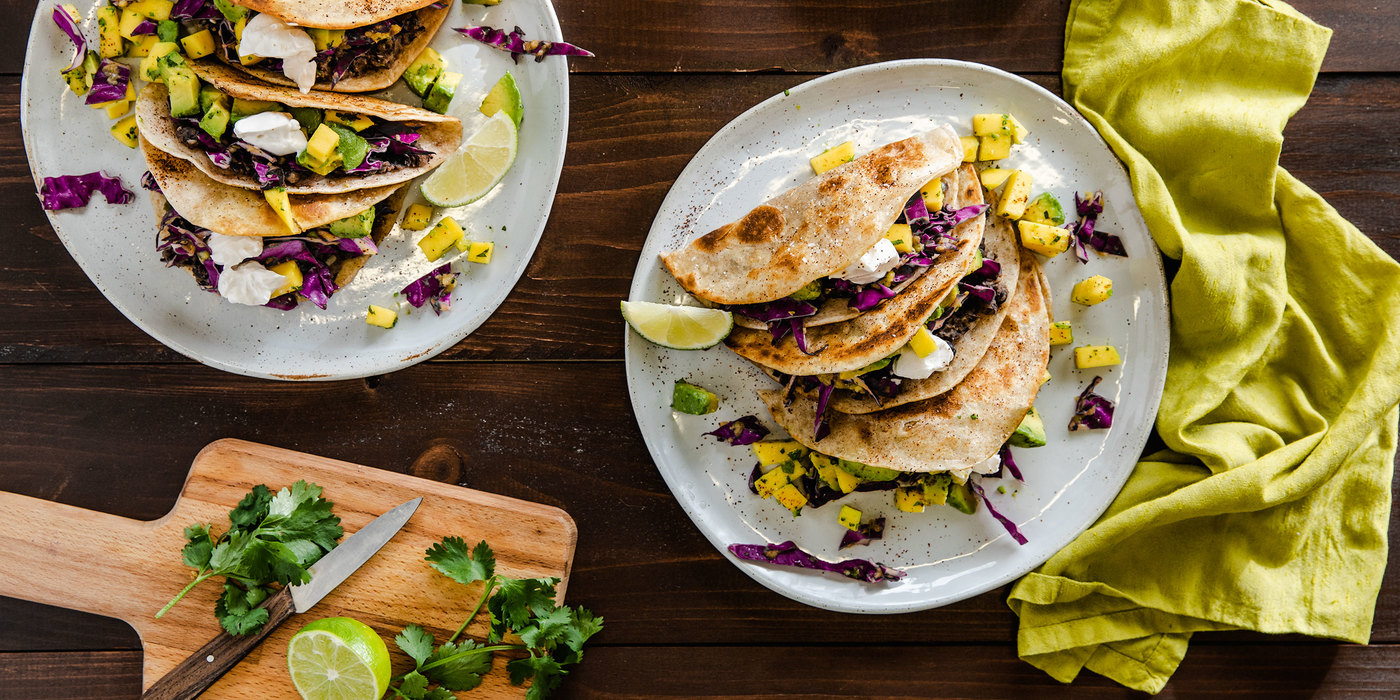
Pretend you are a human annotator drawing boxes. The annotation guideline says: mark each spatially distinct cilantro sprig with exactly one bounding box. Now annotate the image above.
[155,481,343,636]
[387,537,603,700]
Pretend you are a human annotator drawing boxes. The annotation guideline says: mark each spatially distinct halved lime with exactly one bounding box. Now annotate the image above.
[479,72,523,127]
[621,300,734,350]
[420,111,518,207]
[287,617,391,700]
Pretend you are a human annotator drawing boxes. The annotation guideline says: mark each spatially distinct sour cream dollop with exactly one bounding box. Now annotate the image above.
[206,232,263,267]
[238,13,318,93]
[892,334,955,379]
[217,260,286,306]
[232,112,309,156]
[832,238,901,286]
[948,452,1002,482]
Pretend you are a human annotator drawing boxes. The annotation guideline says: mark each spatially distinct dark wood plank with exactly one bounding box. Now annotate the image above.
[1,362,1397,651]
[3,74,1396,363]
[6,642,1400,699]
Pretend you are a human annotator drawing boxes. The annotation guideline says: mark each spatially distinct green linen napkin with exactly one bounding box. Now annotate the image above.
[1006,0,1400,692]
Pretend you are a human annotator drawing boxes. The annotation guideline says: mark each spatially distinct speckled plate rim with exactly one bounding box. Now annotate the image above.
[624,58,1170,613]
[20,2,569,381]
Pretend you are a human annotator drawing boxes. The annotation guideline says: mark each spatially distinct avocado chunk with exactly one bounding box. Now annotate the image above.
[230,98,280,121]
[833,459,902,482]
[212,0,247,22]
[790,280,823,302]
[671,380,719,415]
[479,72,523,127]
[296,149,343,176]
[945,480,978,514]
[326,123,370,170]
[287,106,322,135]
[1022,193,1066,226]
[157,19,179,43]
[424,71,462,114]
[921,473,951,506]
[1008,408,1047,448]
[199,85,229,114]
[159,54,202,119]
[199,102,230,140]
[403,47,445,98]
[328,206,376,238]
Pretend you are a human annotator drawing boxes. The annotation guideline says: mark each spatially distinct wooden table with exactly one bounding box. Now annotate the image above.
[2,0,1397,697]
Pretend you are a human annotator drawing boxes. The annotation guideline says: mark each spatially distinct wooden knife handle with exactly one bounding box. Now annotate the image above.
[140,586,297,700]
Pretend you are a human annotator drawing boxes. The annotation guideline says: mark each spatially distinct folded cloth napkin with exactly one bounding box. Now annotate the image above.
[1007,0,1400,692]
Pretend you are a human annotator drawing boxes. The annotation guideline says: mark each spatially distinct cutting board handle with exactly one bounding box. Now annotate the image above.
[0,490,158,621]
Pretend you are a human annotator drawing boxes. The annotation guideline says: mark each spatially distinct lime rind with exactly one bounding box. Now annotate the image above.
[287,617,391,700]
[622,300,734,350]
[420,111,519,208]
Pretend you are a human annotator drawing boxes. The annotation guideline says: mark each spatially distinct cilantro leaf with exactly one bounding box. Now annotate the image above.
[507,655,567,700]
[559,608,604,664]
[228,484,272,531]
[424,640,491,691]
[214,582,271,636]
[425,537,495,586]
[396,671,430,699]
[424,689,456,700]
[518,606,574,651]
[396,624,435,668]
[181,524,214,570]
[487,577,558,642]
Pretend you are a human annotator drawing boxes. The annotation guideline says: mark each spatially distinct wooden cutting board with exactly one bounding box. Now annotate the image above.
[0,439,577,698]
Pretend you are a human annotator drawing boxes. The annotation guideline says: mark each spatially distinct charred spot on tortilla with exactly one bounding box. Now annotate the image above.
[818,174,848,196]
[695,205,785,253]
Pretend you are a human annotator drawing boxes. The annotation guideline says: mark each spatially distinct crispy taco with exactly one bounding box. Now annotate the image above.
[774,190,1024,415]
[722,164,986,376]
[661,126,965,313]
[758,257,1052,476]
[137,60,461,195]
[175,0,450,93]
[142,140,408,310]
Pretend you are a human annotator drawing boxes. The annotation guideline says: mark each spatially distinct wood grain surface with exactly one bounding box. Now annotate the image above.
[4,0,1399,697]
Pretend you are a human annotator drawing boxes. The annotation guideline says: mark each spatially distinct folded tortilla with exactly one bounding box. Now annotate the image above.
[661,125,964,306]
[216,5,451,93]
[723,164,986,375]
[141,134,402,236]
[137,62,462,195]
[759,256,1051,473]
[827,193,1023,414]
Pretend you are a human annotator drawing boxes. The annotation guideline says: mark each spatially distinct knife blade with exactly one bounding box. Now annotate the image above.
[142,496,422,700]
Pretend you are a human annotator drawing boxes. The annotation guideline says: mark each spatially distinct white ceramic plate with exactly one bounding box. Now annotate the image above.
[625,60,1170,613]
[22,1,570,380]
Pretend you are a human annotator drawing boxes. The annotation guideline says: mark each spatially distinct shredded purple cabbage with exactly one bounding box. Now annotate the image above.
[728,541,905,583]
[402,264,456,315]
[787,319,822,356]
[729,297,817,323]
[972,257,1001,278]
[170,0,209,18]
[52,6,86,73]
[747,464,763,495]
[255,240,341,309]
[130,19,158,35]
[839,517,885,549]
[1069,375,1115,431]
[140,171,161,192]
[959,281,997,304]
[812,380,835,441]
[85,59,130,105]
[913,203,986,251]
[457,25,594,63]
[968,480,1027,544]
[705,415,770,446]
[1070,191,1127,261]
[849,284,896,312]
[40,171,134,210]
[998,444,1023,481]
[903,191,930,223]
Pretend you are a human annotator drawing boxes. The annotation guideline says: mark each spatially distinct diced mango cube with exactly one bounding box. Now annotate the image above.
[894,487,926,513]
[908,326,937,358]
[305,124,341,163]
[1018,220,1070,257]
[978,133,1012,161]
[109,115,138,148]
[467,241,493,264]
[401,203,433,231]
[269,260,303,297]
[752,440,806,467]
[125,35,159,57]
[96,6,124,58]
[326,110,375,132]
[138,41,180,81]
[366,305,398,329]
[419,217,465,262]
[920,178,944,210]
[959,135,978,163]
[884,223,913,254]
[810,141,854,175]
[979,168,1013,190]
[1071,275,1113,306]
[754,466,793,499]
[118,8,147,39]
[1049,321,1073,346]
[995,170,1033,219]
[838,505,862,531]
[972,113,1015,138]
[1009,115,1030,143]
[127,0,174,21]
[181,29,215,59]
[1042,369,1052,385]
[773,483,808,514]
[105,100,131,119]
[834,468,860,494]
[1075,345,1122,369]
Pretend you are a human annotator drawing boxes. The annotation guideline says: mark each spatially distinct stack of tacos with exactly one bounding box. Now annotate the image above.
[662,127,1052,487]
[136,56,462,308]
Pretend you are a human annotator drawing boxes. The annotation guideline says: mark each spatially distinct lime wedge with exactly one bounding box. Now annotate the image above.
[287,617,391,700]
[479,72,523,128]
[420,111,518,207]
[621,300,734,350]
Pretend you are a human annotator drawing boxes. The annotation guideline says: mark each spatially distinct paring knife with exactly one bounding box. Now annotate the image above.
[141,497,422,700]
